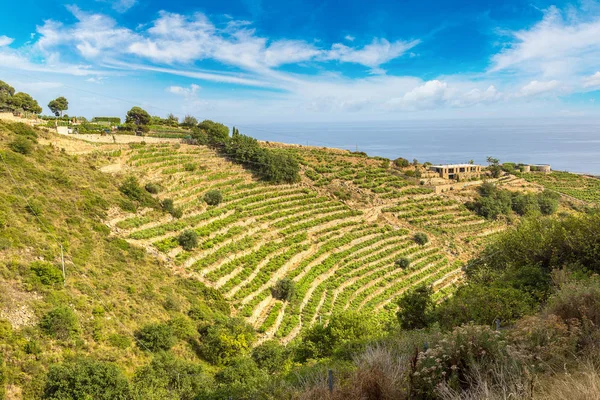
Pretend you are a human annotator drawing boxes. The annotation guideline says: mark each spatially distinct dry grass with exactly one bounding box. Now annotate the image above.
[294,345,408,400]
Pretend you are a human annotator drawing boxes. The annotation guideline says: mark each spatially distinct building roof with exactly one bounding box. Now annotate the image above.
[430,164,481,168]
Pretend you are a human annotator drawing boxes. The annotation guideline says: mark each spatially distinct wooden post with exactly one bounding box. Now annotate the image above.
[328,369,334,393]
[60,244,66,286]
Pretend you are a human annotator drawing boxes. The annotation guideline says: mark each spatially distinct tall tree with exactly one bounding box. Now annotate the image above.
[48,96,69,117]
[12,92,42,114]
[0,80,15,110]
[181,115,198,128]
[125,107,151,131]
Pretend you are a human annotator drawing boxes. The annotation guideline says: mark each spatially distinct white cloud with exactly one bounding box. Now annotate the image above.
[583,71,600,87]
[0,36,13,47]
[326,38,420,70]
[344,35,355,42]
[518,80,560,97]
[491,6,600,78]
[112,0,136,13]
[167,83,200,97]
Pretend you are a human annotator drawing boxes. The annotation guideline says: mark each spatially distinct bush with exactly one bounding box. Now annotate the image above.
[394,158,410,168]
[30,261,63,286]
[271,277,296,302]
[396,285,434,330]
[134,323,176,352]
[435,284,536,330]
[203,190,223,206]
[184,163,196,172]
[413,232,428,246]
[43,358,131,400]
[39,307,79,340]
[177,230,198,251]
[107,334,131,349]
[198,318,256,365]
[395,257,411,269]
[251,340,290,374]
[412,324,509,398]
[144,182,161,194]
[132,352,210,400]
[213,357,268,399]
[120,176,158,208]
[538,190,560,215]
[9,136,33,154]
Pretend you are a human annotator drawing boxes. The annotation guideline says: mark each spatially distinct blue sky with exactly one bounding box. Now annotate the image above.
[1,0,600,122]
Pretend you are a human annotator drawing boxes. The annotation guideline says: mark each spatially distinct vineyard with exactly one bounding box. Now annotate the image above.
[521,170,600,203]
[105,141,502,341]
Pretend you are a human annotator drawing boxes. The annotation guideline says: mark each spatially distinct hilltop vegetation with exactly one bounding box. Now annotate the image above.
[0,115,599,399]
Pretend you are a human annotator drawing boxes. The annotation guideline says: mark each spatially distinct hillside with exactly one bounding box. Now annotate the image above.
[46,130,515,343]
[1,120,594,399]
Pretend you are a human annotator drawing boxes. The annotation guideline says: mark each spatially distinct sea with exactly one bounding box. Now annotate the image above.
[240,118,600,175]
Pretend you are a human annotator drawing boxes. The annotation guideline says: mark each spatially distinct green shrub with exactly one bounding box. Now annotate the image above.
[25,201,42,216]
[107,334,131,349]
[394,157,410,168]
[30,261,63,286]
[168,315,196,340]
[39,307,79,340]
[251,340,290,374]
[160,198,174,213]
[177,230,198,251]
[132,352,210,400]
[435,285,536,330]
[271,277,296,302]
[396,285,434,330]
[412,324,508,398]
[395,257,411,269]
[413,232,428,246]
[203,190,223,206]
[144,182,161,194]
[184,163,196,172]
[134,323,176,352]
[43,358,131,400]
[120,176,158,208]
[213,357,268,398]
[198,318,256,365]
[9,136,33,154]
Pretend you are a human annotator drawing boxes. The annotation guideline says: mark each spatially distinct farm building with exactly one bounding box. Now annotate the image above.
[430,164,482,180]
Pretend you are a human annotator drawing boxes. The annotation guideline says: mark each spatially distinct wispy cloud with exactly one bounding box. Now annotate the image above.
[167,83,200,97]
[490,6,600,79]
[517,80,561,97]
[0,36,14,47]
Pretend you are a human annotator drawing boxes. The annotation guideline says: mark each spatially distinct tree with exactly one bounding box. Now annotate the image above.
[39,307,79,340]
[394,157,410,168]
[132,352,210,400]
[271,277,296,301]
[48,96,69,117]
[487,156,502,178]
[396,285,434,330]
[43,358,131,400]
[135,323,176,352]
[413,232,429,245]
[198,318,256,365]
[251,340,290,374]
[198,120,229,145]
[297,311,378,361]
[395,257,411,269]
[0,80,15,110]
[11,92,42,114]
[126,106,151,130]
[166,113,179,126]
[203,190,223,206]
[538,190,560,215]
[181,115,198,128]
[177,230,198,251]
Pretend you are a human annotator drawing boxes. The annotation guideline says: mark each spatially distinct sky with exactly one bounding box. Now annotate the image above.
[1,0,600,123]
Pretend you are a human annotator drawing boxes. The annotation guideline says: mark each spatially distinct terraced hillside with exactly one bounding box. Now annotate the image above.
[96,140,501,341]
[521,170,600,204]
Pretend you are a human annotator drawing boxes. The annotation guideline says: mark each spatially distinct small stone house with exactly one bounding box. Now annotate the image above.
[430,164,482,180]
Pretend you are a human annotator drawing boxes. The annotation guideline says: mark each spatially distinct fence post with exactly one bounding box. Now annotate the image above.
[328,369,334,393]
